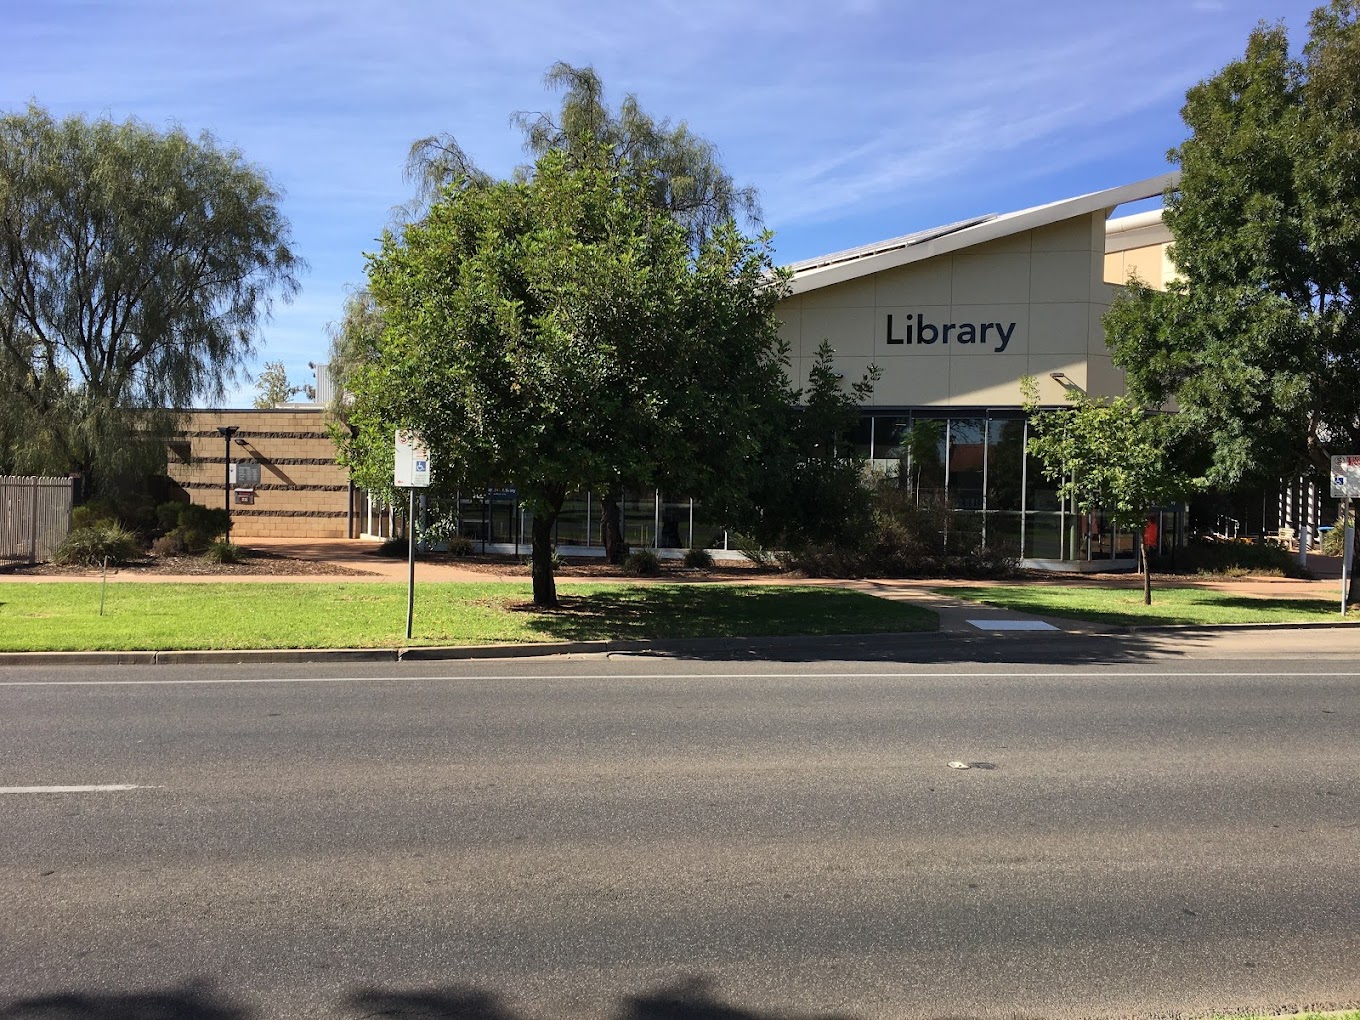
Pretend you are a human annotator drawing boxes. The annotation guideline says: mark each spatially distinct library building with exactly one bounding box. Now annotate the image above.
[173,173,1196,569]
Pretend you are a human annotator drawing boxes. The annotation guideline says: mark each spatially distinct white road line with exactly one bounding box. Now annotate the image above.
[1,670,1359,687]
[0,784,154,794]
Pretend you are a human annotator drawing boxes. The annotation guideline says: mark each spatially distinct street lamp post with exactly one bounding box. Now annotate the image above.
[215,425,239,515]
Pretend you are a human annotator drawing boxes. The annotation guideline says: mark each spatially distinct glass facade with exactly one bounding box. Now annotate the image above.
[370,408,1180,563]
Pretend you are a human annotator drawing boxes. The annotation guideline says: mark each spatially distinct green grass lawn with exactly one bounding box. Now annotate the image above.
[944,584,1357,627]
[0,582,936,652]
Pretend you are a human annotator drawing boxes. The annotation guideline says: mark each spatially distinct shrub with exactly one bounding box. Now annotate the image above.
[377,536,410,557]
[1172,537,1309,578]
[683,547,714,569]
[732,534,779,568]
[204,540,243,564]
[155,500,187,535]
[54,521,141,567]
[69,501,116,531]
[175,504,231,551]
[623,549,661,575]
[1321,522,1350,557]
[787,487,1018,579]
[447,535,474,556]
[150,532,187,557]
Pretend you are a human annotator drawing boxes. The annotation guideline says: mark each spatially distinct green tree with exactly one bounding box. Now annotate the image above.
[0,104,300,492]
[1105,1,1360,594]
[400,63,763,561]
[252,360,312,408]
[342,144,788,606]
[1023,381,1199,604]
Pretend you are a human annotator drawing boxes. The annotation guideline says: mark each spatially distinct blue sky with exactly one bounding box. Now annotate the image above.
[3,0,1323,406]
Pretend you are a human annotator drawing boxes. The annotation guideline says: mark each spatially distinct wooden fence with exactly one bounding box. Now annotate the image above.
[0,475,75,565]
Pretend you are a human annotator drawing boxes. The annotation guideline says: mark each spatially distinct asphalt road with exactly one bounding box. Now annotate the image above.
[2,631,1359,1020]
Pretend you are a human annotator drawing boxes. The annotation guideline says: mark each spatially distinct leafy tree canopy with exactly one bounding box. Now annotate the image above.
[1023,379,1201,603]
[0,104,300,491]
[1106,1,1360,487]
[405,62,759,246]
[341,143,789,605]
[252,361,313,408]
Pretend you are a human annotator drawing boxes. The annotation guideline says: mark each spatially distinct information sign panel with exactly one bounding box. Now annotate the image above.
[1330,455,1360,498]
[394,430,431,488]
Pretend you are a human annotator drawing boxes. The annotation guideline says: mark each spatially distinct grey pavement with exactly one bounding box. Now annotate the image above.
[2,651,1359,1020]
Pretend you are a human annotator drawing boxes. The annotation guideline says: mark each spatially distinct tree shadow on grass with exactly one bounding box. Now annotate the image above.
[521,587,935,644]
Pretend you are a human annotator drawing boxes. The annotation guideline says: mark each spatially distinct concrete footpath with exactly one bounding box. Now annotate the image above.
[2,538,1357,666]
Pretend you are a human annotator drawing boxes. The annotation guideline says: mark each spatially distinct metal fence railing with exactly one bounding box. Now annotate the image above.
[0,475,75,565]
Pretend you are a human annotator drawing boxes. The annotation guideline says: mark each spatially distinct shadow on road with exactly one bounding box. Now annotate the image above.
[0,978,906,1020]
[600,629,1212,666]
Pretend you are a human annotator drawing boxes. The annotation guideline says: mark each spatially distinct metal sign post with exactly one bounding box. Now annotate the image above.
[1329,456,1360,616]
[395,430,432,642]
[406,486,416,639]
[1343,497,1352,617]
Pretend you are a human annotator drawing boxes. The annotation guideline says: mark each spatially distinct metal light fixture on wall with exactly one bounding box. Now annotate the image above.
[215,425,239,513]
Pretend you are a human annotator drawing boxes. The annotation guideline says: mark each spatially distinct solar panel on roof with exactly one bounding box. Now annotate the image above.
[787,213,997,274]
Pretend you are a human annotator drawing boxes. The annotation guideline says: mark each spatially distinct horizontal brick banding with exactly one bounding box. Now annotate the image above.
[229,509,350,518]
[183,435,334,443]
[193,457,340,466]
[181,481,350,492]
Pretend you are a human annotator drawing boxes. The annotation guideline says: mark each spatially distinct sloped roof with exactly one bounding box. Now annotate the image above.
[786,171,1180,295]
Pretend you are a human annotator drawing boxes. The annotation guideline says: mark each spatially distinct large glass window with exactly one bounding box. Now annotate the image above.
[488,488,518,544]
[948,418,985,510]
[657,495,689,549]
[986,511,1023,555]
[1024,513,1063,559]
[901,416,946,504]
[690,501,727,551]
[986,418,1025,512]
[556,492,591,547]
[1025,447,1063,512]
[622,491,655,549]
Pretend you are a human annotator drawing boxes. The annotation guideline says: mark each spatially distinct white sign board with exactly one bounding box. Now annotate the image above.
[394,430,431,488]
[1330,454,1360,498]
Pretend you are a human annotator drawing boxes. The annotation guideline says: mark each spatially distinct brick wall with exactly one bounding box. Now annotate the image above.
[167,409,355,539]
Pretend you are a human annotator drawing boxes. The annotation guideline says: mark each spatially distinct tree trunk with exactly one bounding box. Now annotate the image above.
[531,508,559,608]
[601,483,626,564]
[1139,530,1152,606]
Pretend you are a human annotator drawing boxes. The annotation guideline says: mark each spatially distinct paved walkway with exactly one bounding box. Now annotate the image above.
[5,537,1354,638]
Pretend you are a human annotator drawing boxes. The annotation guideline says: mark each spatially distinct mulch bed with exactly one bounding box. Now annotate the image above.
[2,549,377,578]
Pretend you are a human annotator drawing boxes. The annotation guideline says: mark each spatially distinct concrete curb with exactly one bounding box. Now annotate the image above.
[0,619,1355,668]
[0,630,949,668]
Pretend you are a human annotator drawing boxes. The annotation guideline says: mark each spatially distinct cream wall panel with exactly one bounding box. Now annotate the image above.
[948,355,1035,406]
[951,254,1031,304]
[801,306,876,359]
[1086,355,1125,399]
[1025,355,1089,402]
[1130,246,1164,287]
[776,310,802,360]
[873,259,953,305]
[966,232,1032,255]
[1028,303,1091,355]
[798,276,877,310]
[1031,217,1094,253]
[871,357,952,407]
[1103,251,1126,286]
[1031,251,1094,303]
[1088,303,1113,356]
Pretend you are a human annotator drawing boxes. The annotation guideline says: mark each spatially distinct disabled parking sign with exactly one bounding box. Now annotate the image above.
[394,430,432,488]
[1331,455,1360,498]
